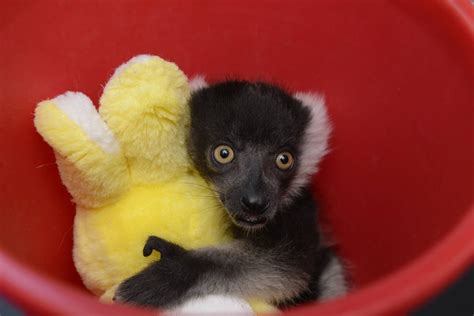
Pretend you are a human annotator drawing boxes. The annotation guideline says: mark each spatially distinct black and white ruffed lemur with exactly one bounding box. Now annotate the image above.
[115,80,349,309]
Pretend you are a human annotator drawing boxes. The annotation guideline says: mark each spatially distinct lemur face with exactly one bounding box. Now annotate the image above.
[188,81,330,230]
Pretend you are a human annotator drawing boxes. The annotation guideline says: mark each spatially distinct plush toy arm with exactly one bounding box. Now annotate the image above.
[35,92,130,208]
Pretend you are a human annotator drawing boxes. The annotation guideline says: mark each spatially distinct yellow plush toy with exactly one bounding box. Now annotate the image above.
[34,55,234,301]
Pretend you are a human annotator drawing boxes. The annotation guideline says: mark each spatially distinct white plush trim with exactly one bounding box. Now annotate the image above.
[288,92,331,197]
[189,75,208,92]
[165,295,254,315]
[107,54,155,84]
[53,92,120,154]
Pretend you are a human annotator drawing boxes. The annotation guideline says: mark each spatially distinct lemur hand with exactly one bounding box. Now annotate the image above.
[114,236,197,309]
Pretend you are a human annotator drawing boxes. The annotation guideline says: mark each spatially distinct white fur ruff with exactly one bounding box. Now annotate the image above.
[189,75,208,92]
[289,92,331,197]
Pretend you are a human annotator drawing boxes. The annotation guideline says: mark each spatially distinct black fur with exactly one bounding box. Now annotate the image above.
[115,81,347,309]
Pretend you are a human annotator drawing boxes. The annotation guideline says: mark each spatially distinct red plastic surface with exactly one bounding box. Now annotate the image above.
[0,0,472,315]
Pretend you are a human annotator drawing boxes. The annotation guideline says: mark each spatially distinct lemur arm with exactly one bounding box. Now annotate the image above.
[114,236,311,309]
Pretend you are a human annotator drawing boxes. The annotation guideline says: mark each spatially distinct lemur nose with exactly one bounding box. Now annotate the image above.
[241,195,270,214]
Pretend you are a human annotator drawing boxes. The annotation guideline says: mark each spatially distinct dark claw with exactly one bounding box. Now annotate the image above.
[143,238,155,257]
[142,235,186,258]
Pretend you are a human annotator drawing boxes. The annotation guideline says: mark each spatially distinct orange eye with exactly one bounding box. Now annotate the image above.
[213,145,235,164]
[276,152,294,170]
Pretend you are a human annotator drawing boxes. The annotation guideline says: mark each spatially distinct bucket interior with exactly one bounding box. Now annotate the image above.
[0,1,472,314]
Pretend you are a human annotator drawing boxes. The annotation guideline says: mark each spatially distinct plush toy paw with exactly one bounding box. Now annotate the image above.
[166,295,255,315]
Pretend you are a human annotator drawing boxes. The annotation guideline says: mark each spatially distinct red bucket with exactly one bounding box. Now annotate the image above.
[0,1,472,315]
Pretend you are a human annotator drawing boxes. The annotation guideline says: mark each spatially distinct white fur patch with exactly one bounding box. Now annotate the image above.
[165,295,254,315]
[288,92,331,197]
[53,92,120,154]
[318,256,348,300]
[189,75,208,92]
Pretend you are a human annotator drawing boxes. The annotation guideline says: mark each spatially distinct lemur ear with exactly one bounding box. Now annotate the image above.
[189,75,209,92]
[289,92,332,197]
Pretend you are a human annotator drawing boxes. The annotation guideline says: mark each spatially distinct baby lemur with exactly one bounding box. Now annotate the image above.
[115,80,348,309]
